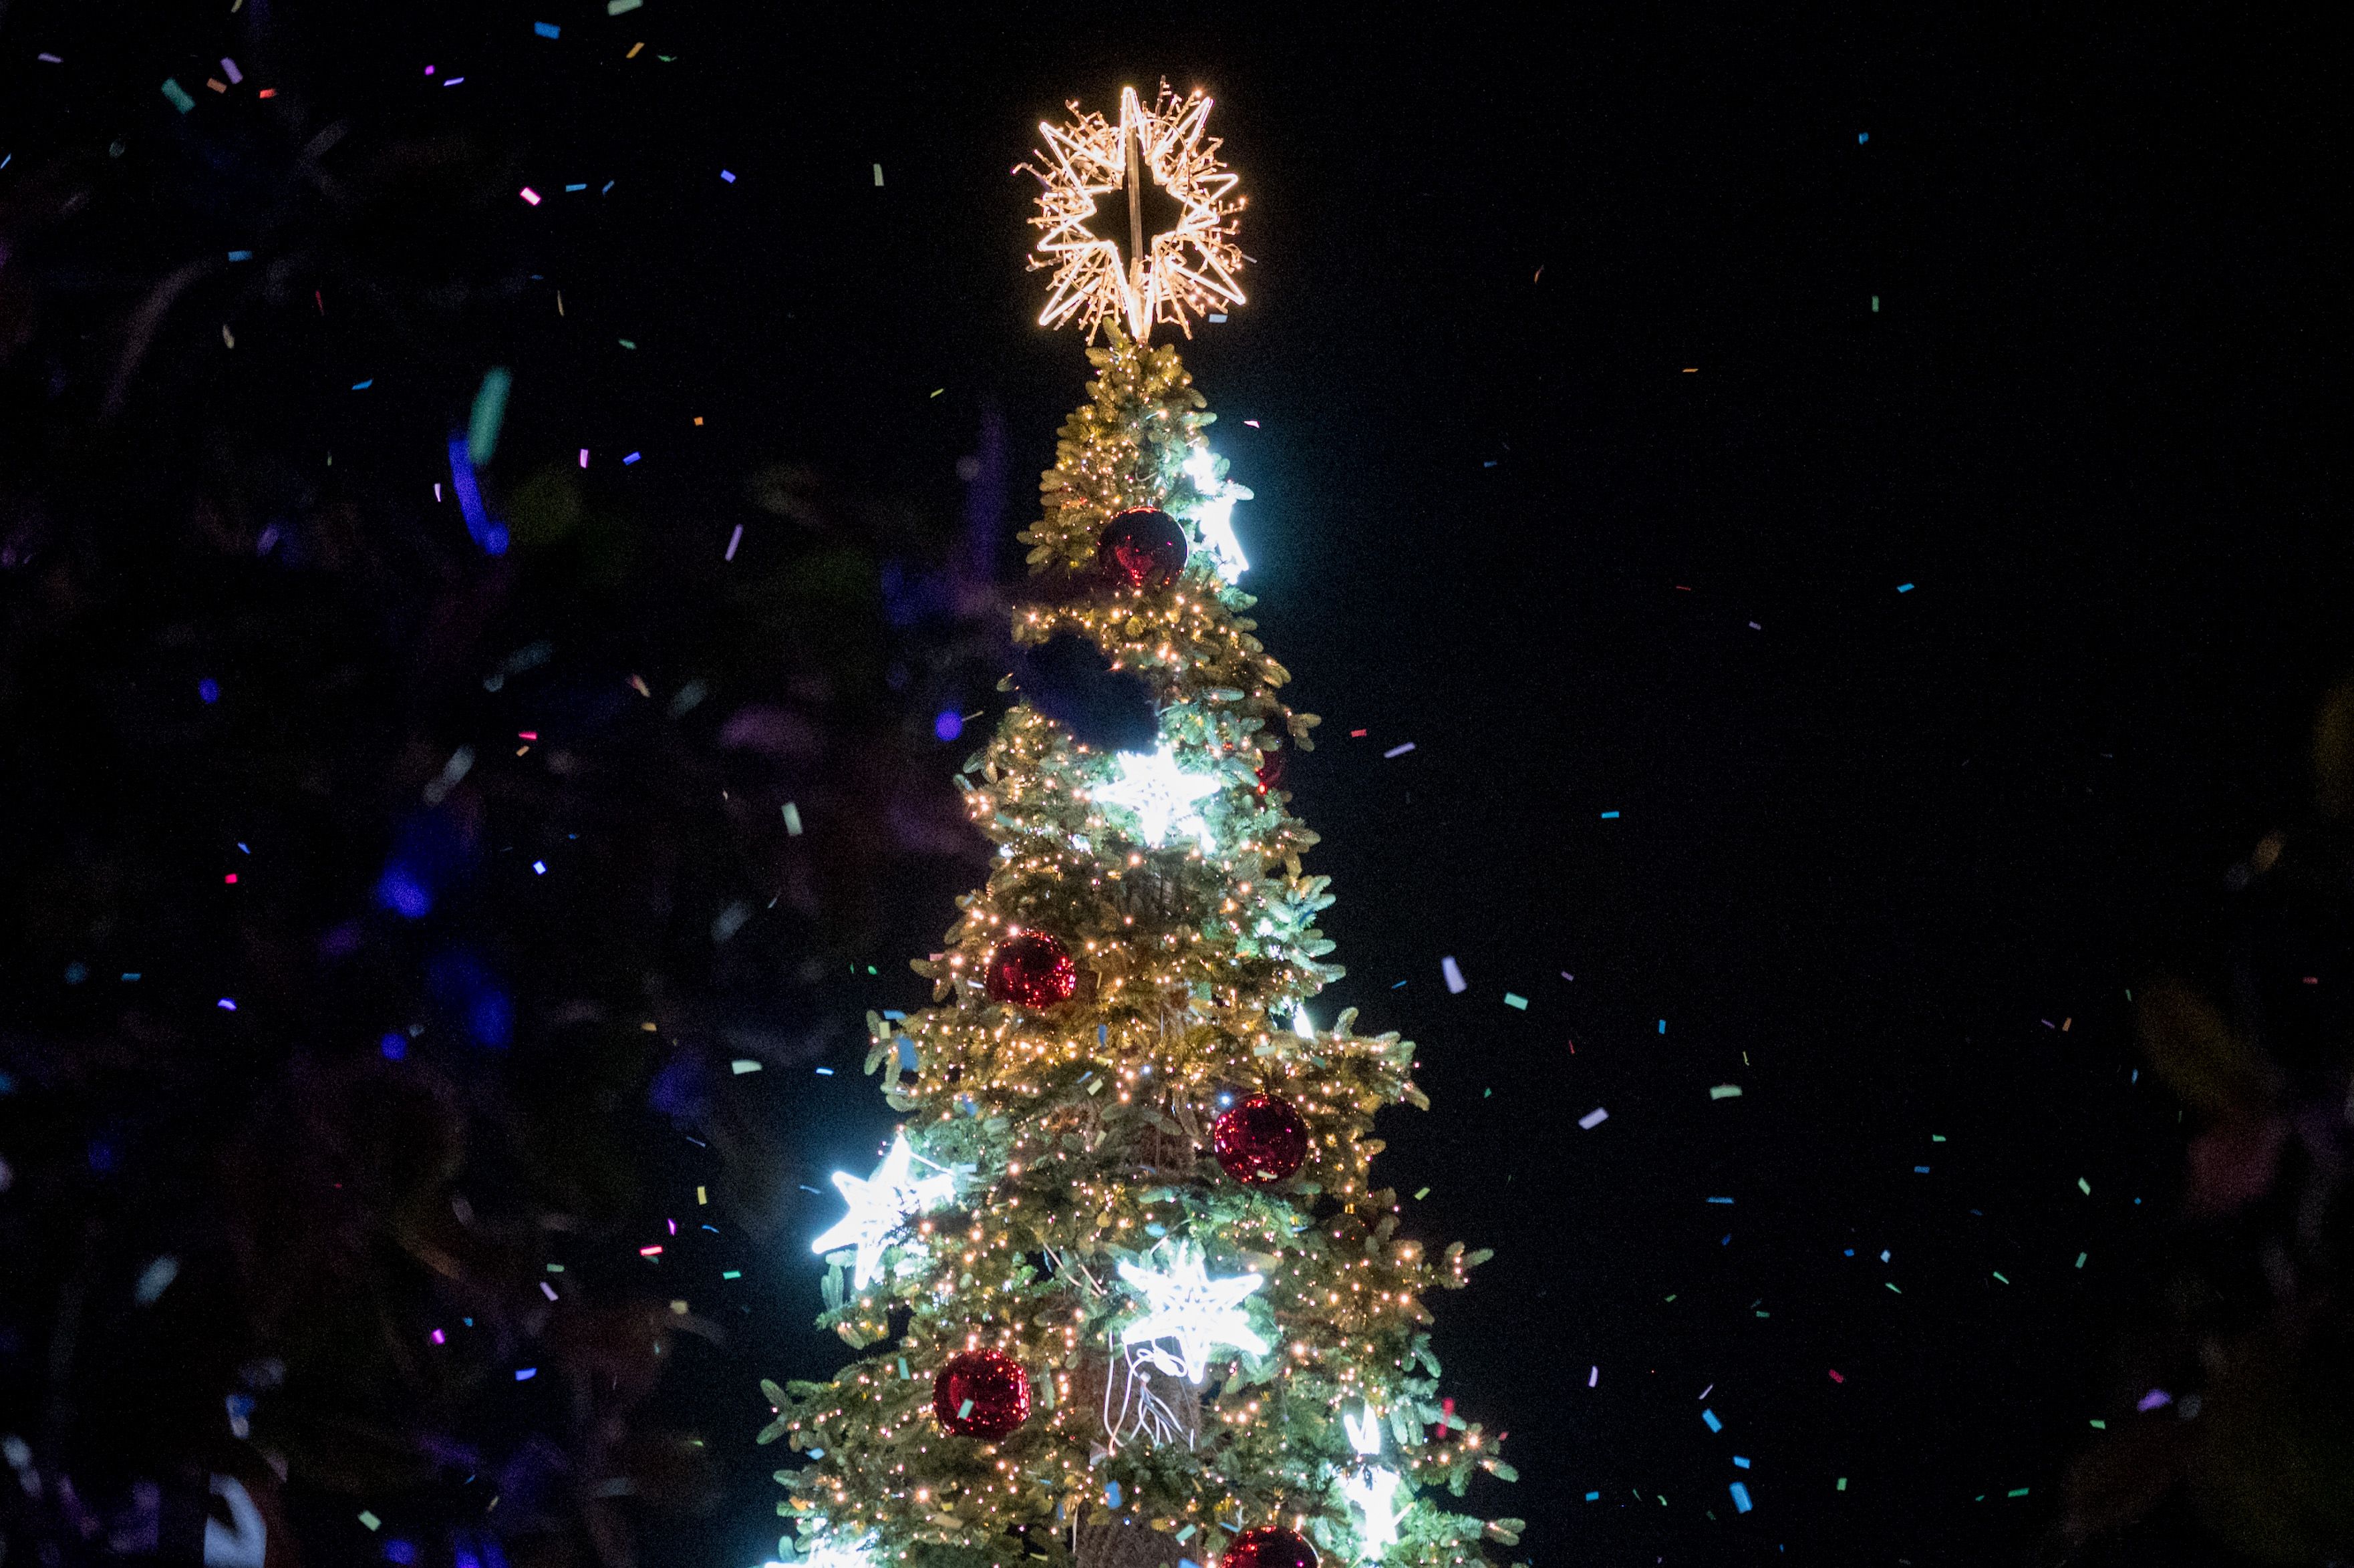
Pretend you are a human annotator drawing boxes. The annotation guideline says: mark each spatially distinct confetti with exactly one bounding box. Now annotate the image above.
[1441,956,1467,993]
[1578,1107,1608,1129]
[1709,1084,1743,1100]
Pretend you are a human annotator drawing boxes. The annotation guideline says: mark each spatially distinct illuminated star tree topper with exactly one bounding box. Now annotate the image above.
[1024,82,1246,343]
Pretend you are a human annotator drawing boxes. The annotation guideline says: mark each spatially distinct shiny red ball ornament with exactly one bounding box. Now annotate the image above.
[1253,749,1286,794]
[1221,1528,1318,1568]
[1212,1092,1310,1185]
[1098,508,1189,591]
[985,931,1078,1009]
[933,1350,1031,1438]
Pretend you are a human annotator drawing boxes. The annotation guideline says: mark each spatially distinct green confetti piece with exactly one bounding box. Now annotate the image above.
[617,339,637,349]
[1709,1084,1743,1100]
[2088,1418,2107,1429]
[1836,1477,1848,1492]
[2007,1487,2030,1499]
[1931,1134,1947,1142]
[1503,992,1527,1010]
[958,1398,975,1419]
[358,1512,382,1531]
[2077,1177,2092,1195]
[1991,1271,2010,1284]
[162,78,196,114]
[2075,1252,2088,1268]
[466,367,512,466]
[730,1058,762,1074]
[899,1358,910,1379]
[1884,1281,1902,1293]
[722,1270,742,1280]
[607,0,644,11]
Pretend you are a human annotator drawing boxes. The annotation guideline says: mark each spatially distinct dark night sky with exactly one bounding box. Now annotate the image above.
[10,3,2349,1564]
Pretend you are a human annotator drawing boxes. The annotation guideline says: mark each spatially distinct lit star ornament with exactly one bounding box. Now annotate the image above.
[1180,447,1251,582]
[1024,84,1246,342]
[808,1132,958,1289]
[1116,1241,1268,1382]
[1094,743,1222,849]
[1339,1467,1406,1559]
[768,1534,875,1568]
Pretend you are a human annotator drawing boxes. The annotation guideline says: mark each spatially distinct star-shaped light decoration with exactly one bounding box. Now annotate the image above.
[1094,742,1222,850]
[1338,1466,1407,1559]
[808,1131,958,1289]
[768,1534,875,1568]
[1180,447,1251,583]
[1116,1241,1268,1383]
[1024,84,1246,342]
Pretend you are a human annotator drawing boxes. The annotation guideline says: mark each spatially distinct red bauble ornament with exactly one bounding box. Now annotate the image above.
[985,931,1078,1009]
[1098,508,1189,591]
[1254,749,1286,795]
[1222,1528,1318,1568]
[1212,1092,1310,1184]
[933,1350,1031,1438]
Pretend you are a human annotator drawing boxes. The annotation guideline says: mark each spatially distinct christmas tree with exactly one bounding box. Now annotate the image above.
[760,86,1517,1568]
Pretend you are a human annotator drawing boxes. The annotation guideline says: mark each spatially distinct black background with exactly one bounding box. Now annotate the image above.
[7,3,2347,1564]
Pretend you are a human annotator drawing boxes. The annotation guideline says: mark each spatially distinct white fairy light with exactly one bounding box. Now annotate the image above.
[808,1132,958,1289]
[1339,1466,1405,1559]
[1094,743,1221,849]
[1179,448,1250,582]
[1023,84,1246,342]
[1116,1241,1268,1382]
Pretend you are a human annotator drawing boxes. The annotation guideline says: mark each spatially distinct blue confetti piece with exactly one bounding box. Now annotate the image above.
[1707,1196,1734,1205]
[227,250,253,263]
[1584,1492,1599,1503]
[721,169,737,183]
[351,379,374,391]
[1702,1408,1723,1433]
[1599,810,1620,819]
[815,1067,834,1076]
[1658,1019,1667,1034]
[1730,1481,1753,1513]
[1897,583,1915,593]
[515,1367,537,1381]
[1858,132,1870,143]
[1914,1165,1931,1173]
[1733,1456,1751,1469]
[447,434,506,555]
[623,452,642,465]
[217,997,237,1011]
[897,1038,917,1068]
[1104,1482,1122,1508]
[533,21,561,37]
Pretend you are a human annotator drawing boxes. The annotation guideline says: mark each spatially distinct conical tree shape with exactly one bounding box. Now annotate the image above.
[762,331,1518,1568]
